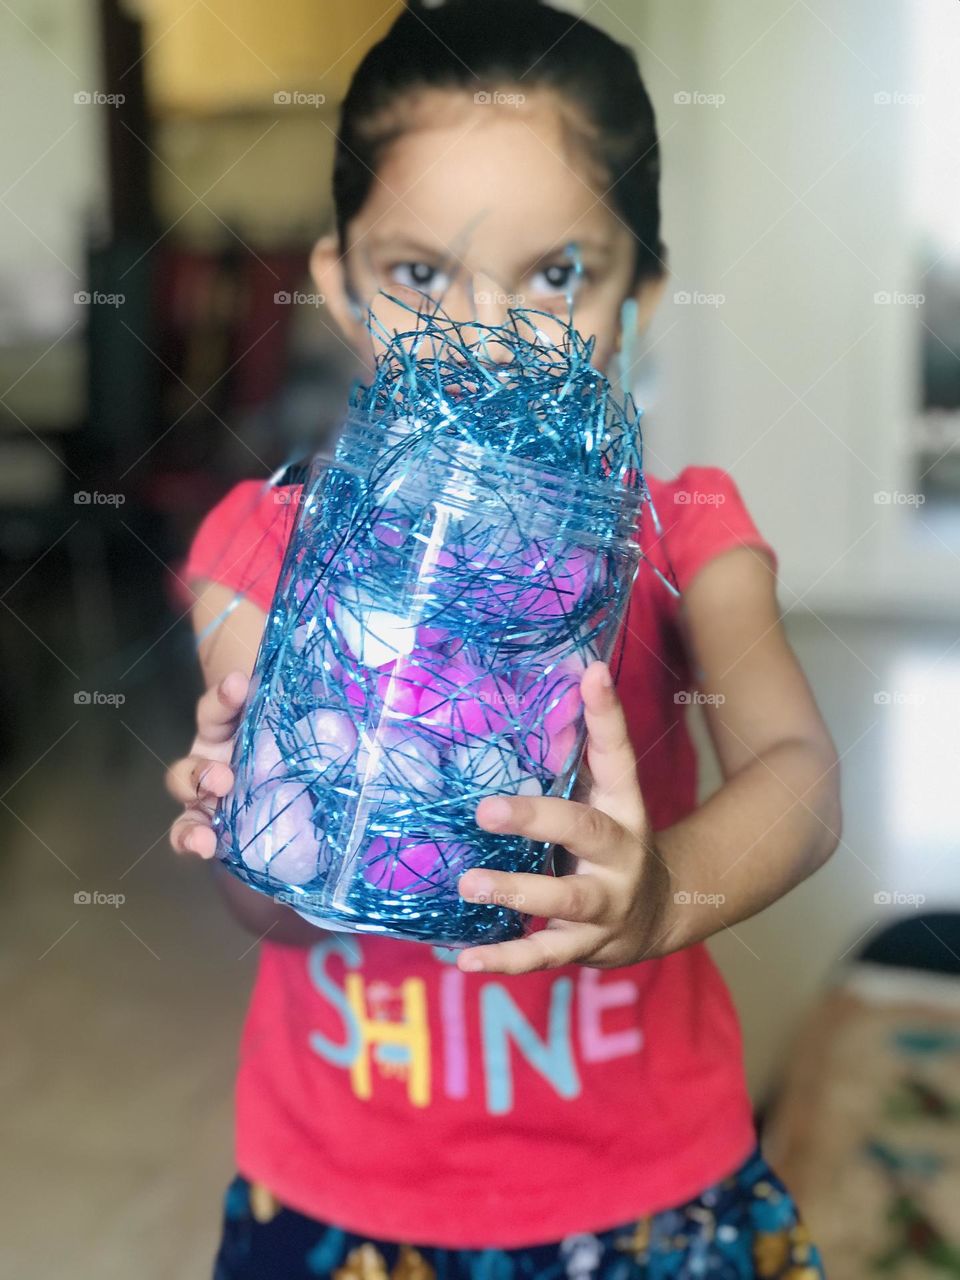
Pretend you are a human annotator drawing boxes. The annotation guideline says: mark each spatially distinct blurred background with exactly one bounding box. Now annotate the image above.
[1,0,959,1275]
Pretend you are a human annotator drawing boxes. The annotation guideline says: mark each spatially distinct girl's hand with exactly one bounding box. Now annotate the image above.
[166,671,249,858]
[456,661,673,974]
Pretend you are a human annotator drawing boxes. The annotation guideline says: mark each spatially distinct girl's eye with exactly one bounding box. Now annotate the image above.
[389,262,451,297]
[530,262,580,295]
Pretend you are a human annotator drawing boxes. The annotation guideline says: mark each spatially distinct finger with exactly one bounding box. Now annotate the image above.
[579,662,646,829]
[165,756,234,806]
[458,866,608,924]
[457,924,592,975]
[475,793,626,866]
[196,671,249,745]
[170,812,218,858]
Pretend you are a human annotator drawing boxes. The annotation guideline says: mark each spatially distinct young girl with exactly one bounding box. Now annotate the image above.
[167,3,841,1276]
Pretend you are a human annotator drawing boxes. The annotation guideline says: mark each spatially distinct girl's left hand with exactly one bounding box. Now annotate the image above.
[456,661,674,974]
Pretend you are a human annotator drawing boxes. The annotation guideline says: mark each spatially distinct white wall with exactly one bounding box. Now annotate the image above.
[600,0,956,618]
[0,0,106,423]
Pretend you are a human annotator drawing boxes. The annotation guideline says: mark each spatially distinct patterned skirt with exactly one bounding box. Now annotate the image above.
[212,1144,826,1279]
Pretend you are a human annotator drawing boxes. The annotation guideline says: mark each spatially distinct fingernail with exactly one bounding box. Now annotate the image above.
[459,954,485,972]
[598,664,614,689]
[464,874,495,901]
[197,765,213,795]
[480,797,512,825]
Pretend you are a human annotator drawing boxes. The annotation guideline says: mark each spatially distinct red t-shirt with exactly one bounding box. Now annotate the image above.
[184,464,777,1248]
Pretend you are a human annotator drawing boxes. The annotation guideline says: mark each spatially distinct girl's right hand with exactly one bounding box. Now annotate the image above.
[167,670,249,858]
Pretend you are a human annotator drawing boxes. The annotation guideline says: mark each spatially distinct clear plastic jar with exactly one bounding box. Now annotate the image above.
[214,413,644,946]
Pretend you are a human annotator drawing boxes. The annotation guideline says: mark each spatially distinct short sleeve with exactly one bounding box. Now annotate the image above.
[649,465,778,594]
[183,479,302,613]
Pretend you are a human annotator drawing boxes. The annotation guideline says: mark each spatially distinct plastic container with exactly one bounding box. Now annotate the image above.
[214,412,644,946]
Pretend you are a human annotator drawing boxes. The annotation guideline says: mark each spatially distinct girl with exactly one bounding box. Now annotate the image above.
[167,2,841,1276]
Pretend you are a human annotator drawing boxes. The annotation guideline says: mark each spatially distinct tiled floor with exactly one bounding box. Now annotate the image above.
[2,594,956,1277]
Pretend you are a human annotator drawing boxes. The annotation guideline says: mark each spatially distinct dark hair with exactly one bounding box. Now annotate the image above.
[333,0,667,287]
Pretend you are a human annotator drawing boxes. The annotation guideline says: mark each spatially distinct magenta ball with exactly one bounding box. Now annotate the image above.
[522,721,579,776]
[361,834,465,893]
[416,660,512,741]
[518,671,583,735]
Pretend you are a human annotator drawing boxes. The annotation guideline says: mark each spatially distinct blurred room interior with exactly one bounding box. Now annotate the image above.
[1,1,959,1276]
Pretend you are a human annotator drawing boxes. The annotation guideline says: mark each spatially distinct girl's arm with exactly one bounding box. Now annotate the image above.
[654,544,842,950]
[177,580,328,947]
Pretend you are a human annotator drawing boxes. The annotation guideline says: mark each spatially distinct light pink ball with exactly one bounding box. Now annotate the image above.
[289,709,357,776]
[236,781,320,885]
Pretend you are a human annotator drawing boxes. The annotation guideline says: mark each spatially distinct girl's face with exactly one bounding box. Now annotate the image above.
[312,89,664,375]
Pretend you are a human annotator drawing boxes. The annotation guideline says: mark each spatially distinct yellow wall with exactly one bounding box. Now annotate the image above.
[140,0,403,115]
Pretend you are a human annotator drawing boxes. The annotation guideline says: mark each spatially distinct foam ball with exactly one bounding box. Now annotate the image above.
[332,585,418,668]
[236,782,320,885]
[251,727,284,785]
[288,709,357,776]
[416,660,515,742]
[521,721,579,777]
[355,727,442,802]
[361,834,468,893]
[518,670,583,735]
[452,742,542,797]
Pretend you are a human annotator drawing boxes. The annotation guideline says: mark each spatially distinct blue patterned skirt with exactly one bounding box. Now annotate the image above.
[212,1144,825,1278]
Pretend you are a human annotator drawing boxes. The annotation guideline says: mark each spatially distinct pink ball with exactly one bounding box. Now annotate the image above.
[236,781,320,885]
[416,660,513,742]
[514,546,594,619]
[361,834,466,893]
[522,721,579,776]
[375,650,438,716]
[518,671,583,735]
